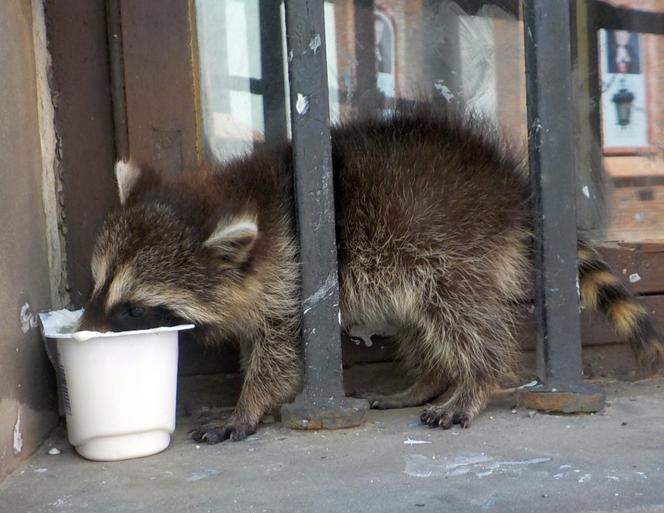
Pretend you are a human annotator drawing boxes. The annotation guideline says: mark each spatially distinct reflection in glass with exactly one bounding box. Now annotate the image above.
[195,0,664,242]
[196,0,264,161]
[195,0,339,161]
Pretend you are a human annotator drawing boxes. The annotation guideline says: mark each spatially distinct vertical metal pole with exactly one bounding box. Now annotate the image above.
[518,0,604,413]
[106,0,129,161]
[280,0,369,429]
[353,0,380,115]
[258,0,288,143]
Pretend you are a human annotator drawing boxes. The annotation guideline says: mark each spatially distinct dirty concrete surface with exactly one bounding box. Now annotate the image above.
[2,379,664,513]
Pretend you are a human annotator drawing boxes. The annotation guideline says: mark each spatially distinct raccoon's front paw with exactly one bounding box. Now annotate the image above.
[420,406,472,429]
[190,422,257,444]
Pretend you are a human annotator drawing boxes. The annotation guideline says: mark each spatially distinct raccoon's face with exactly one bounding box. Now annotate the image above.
[79,161,259,333]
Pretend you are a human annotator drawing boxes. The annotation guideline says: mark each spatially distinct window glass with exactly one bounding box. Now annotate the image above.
[592,1,664,241]
[324,1,526,137]
[195,0,664,244]
[195,0,340,161]
[196,0,264,161]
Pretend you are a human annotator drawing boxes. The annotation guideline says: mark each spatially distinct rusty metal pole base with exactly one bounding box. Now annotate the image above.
[280,396,370,431]
[517,381,606,414]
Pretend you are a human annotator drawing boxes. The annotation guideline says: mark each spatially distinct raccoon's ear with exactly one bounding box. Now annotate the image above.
[115,160,141,205]
[115,160,159,205]
[203,217,258,264]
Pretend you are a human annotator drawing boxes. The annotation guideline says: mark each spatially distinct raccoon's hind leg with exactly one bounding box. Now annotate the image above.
[362,374,448,410]
[420,380,493,429]
[357,329,449,409]
[416,307,519,429]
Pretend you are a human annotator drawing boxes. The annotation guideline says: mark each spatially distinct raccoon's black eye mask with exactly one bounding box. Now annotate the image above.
[108,302,181,332]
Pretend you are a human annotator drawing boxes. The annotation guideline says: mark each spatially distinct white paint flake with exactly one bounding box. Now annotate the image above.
[187,469,223,481]
[13,409,23,455]
[404,453,551,478]
[303,272,335,310]
[433,80,455,102]
[48,447,61,455]
[582,185,590,198]
[575,274,581,301]
[404,438,432,445]
[518,380,540,389]
[19,303,38,333]
[48,496,72,508]
[308,33,322,54]
[296,93,309,115]
[629,273,641,283]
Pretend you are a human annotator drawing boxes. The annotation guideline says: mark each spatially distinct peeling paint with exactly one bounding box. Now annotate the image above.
[296,93,309,115]
[13,408,23,455]
[187,468,223,481]
[404,438,432,445]
[303,272,335,311]
[434,80,454,102]
[48,495,72,508]
[629,273,641,283]
[518,380,540,389]
[32,0,70,308]
[308,33,321,54]
[582,185,590,198]
[404,453,551,478]
[19,303,38,333]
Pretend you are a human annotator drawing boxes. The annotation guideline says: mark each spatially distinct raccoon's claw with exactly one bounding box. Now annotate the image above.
[190,422,257,444]
[420,408,471,429]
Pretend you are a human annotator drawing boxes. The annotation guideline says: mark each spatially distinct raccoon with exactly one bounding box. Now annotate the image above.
[80,108,663,442]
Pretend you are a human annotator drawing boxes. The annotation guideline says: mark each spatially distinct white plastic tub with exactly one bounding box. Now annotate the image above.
[39,309,193,461]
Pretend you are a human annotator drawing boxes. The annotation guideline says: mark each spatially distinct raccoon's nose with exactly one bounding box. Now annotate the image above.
[78,301,108,332]
[77,315,109,333]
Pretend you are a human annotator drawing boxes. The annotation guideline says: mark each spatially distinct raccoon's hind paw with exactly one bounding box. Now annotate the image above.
[190,422,257,444]
[420,407,471,430]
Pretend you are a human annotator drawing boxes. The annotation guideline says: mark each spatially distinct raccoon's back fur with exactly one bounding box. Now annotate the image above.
[81,108,663,441]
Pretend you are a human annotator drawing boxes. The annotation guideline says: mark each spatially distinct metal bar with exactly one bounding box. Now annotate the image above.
[280,0,368,429]
[353,0,380,115]
[258,0,288,143]
[105,0,129,160]
[518,0,604,412]
[571,0,608,237]
[593,0,664,35]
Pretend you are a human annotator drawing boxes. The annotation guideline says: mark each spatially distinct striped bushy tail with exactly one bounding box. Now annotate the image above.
[577,240,664,372]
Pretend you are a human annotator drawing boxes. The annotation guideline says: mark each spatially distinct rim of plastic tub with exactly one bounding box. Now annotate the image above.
[38,309,194,341]
[70,325,196,341]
